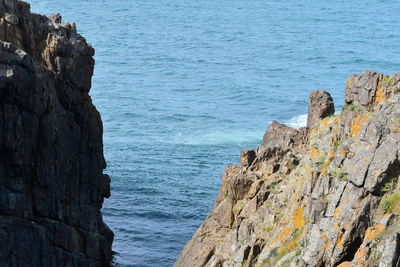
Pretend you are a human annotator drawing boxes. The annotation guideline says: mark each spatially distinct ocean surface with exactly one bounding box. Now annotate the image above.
[30,1,400,266]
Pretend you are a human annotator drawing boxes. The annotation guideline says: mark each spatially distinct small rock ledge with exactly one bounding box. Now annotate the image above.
[175,70,400,267]
[0,1,113,266]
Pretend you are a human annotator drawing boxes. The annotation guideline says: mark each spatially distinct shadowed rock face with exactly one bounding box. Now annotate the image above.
[175,71,400,267]
[0,1,113,266]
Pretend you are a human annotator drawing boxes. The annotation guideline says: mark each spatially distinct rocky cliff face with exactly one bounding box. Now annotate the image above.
[0,1,113,266]
[175,70,400,267]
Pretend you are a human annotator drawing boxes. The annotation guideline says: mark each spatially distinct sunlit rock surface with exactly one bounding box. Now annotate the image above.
[175,70,400,267]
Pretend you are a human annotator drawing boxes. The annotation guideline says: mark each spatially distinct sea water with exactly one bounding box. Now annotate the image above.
[29,0,400,266]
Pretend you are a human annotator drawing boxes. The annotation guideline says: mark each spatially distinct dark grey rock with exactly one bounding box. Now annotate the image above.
[0,1,113,266]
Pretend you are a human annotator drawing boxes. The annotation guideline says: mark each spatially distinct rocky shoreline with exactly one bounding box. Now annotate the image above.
[0,1,113,266]
[175,70,400,267]
[1,1,400,267]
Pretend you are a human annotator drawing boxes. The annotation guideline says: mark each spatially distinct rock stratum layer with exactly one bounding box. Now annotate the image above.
[175,70,400,267]
[0,1,113,266]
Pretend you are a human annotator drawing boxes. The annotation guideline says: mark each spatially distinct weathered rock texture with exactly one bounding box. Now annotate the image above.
[0,1,113,266]
[175,70,400,267]
[307,90,335,128]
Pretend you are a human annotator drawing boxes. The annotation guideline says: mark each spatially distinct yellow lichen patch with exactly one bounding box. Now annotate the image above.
[292,207,305,229]
[339,147,347,158]
[351,115,373,139]
[334,207,341,218]
[321,233,331,250]
[337,261,352,267]
[375,86,386,104]
[354,247,366,261]
[281,227,292,238]
[272,226,293,245]
[351,115,363,138]
[320,117,331,128]
[321,151,336,176]
[310,147,322,161]
[365,224,385,242]
[383,213,392,219]
[321,233,327,241]
[336,232,344,248]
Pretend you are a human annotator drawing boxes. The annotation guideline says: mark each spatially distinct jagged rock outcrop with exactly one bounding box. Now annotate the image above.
[175,70,400,267]
[0,1,113,266]
[307,90,335,128]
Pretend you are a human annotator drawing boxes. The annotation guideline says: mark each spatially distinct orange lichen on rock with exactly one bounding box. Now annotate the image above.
[365,224,385,242]
[272,226,293,245]
[351,115,363,138]
[339,147,347,158]
[321,151,336,176]
[375,86,386,104]
[320,117,331,128]
[292,207,305,228]
[334,207,341,218]
[321,233,332,250]
[336,231,344,248]
[334,116,341,124]
[321,233,327,241]
[310,147,322,161]
[281,227,292,238]
[351,115,373,139]
[337,261,352,267]
[354,247,367,261]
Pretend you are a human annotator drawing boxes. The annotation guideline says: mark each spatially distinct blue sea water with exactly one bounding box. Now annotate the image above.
[29,0,400,266]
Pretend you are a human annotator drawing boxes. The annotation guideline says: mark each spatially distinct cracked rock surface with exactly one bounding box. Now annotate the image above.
[0,1,113,266]
[175,70,400,267]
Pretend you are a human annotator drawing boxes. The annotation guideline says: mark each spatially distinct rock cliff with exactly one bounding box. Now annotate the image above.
[0,1,113,266]
[175,70,400,267]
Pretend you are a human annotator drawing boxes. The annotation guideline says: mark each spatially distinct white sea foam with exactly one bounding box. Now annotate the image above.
[172,130,262,145]
[169,114,308,145]
[284,113,308,128]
